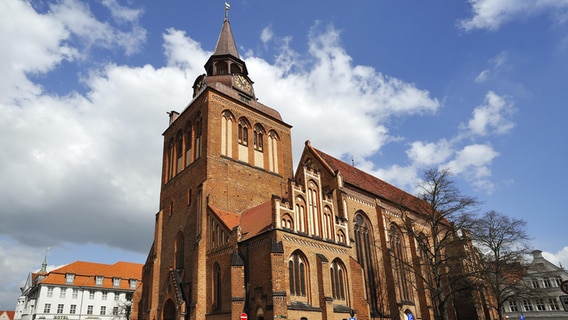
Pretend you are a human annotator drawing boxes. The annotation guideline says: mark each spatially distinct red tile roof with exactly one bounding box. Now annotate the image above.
[209,204,241,230]
[36,261,142,290]
[239,200,273,241]
[0,311,15,320]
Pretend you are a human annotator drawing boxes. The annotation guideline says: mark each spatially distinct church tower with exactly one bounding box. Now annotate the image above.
[139,6,294,320]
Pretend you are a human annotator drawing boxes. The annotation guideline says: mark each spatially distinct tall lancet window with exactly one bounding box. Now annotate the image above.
[221,111,233,157]
[390,224,413,302]
[354,212,381,315]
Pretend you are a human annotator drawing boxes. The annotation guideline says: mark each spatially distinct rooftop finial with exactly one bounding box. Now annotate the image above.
[40,247,50,274]
[224,2,230,20]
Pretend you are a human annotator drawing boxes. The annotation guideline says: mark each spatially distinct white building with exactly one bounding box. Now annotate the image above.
[14,258,142,320]
[504,250,568,319]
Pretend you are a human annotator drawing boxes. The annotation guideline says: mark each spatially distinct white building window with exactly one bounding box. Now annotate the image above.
[100,306,106,315]
[129,279,137,288]
[57,304,64,314]
[523,300,534,312]
[70,305,76,314]
[549,298,560,310]
[509,300,519,312]
[89,290,95,299]
[102,292,107,300]
[536,299,546,311]
[59,289,66,298]
[113,277,121,287]
[65,273,75,284]
[47,287,54,297]
[95,276,104,286]
[72,289,78,299]
[87,305,93,315]
[114,292,120,301]
[44,303,51,313]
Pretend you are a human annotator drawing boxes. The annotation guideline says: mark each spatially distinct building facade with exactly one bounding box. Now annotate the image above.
[503,250,568,320]
[15,259,142,320]
[138,9,488,320]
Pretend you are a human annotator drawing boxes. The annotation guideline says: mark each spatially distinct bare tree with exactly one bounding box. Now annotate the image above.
[470,210,532,320]
[394,168,480,320]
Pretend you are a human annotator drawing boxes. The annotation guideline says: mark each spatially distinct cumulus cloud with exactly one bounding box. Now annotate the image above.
[466,91,515,136]
[460,0,568,31]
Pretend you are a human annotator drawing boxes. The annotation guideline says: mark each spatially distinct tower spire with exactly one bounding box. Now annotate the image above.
[39,247,49,274]
[225,2,230,20]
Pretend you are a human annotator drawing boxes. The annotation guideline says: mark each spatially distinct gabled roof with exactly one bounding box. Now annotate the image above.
[0,311,15,320]
[305,141,425,213]
[239,200,273,241]
[34,261,142,289]
[209,204,241,230]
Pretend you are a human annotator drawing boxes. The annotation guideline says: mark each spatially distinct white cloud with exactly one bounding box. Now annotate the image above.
[460,0,568,31]
[542,246,568,270]
[260,26,273,43]
[466,91,515,136]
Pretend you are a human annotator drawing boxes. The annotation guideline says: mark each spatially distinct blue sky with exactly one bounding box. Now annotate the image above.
[1,0,568,310]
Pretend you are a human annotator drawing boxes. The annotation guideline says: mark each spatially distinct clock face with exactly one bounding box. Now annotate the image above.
[233,74,253,95]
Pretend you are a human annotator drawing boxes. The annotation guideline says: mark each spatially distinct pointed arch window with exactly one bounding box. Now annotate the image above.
[213,263,222,310]
[390,224,413,302]
[221,111,233,156]
[289,251,308,297]
[307,181,320,236]
[267,131,279,173]
[330,259,347,301]
[295,196,307,233]
[176,130,183,174]
[354,212,381,315]
[238,120,248,146]
[194,116,202,159]
[322,206,333,240]
[185,122,192,166]
[253,125,264,151]
[167,138,175,181]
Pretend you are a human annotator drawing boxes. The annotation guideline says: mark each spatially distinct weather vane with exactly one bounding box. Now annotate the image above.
[225,2,230,19]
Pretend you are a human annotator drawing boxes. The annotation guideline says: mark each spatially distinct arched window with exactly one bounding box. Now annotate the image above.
[354,212,381,315]
[307,181,320,236]
[176,130,183,174]
[185,122,192,166]
[163,299,176,320]
[213,263,222,310]
[253,125,264,151]
[281,214,293,230]
[289,251,308,297]
[238,120,248,146]
[390,224,413,302]
[337,230,346,244]
[330,259,347,301]
[167,138,175,181]
[221,111,233,157]
[267,131,279,173]
[295,196,307,233]
[215,61,228,75]
[194,115,202,160]
[175,232,184,270]
[322,206,333,240]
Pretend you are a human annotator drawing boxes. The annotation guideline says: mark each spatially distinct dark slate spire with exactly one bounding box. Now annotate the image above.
[212,5,240,59]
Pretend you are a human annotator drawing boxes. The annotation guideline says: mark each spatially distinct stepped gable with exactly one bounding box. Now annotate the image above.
[308,143,428,214]
[239,200,273,241]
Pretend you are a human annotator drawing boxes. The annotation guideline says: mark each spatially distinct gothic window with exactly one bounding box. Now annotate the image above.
[322,206,333,240]
[354,212,381,315]
[253,124,264,151]
[307,181,320,236]
[267,131,279,173]
[390,224,413,302]
[175,232,184,270]
[167,138,175,181]
[289,251,308,297]
[295,196,307,233]
[213,263,222,310]
[281,214,293,230]
[238,119,249,146]
[194,115,202,159]
[330,259,347,301]
[176,130,183,174]
[337,230,346,244]
[185,122,192,166]
[221,111,233,156]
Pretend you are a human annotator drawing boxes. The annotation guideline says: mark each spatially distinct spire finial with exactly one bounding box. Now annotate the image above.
[224,2,230,20]
[40,247,50,274]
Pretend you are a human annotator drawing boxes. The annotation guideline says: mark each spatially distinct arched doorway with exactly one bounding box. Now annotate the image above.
[163,299,176,320]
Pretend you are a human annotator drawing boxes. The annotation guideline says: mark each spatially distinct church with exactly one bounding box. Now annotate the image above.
[136,8,486,320]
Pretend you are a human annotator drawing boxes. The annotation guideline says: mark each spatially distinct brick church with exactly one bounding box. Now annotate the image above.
[137,8,487,320]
